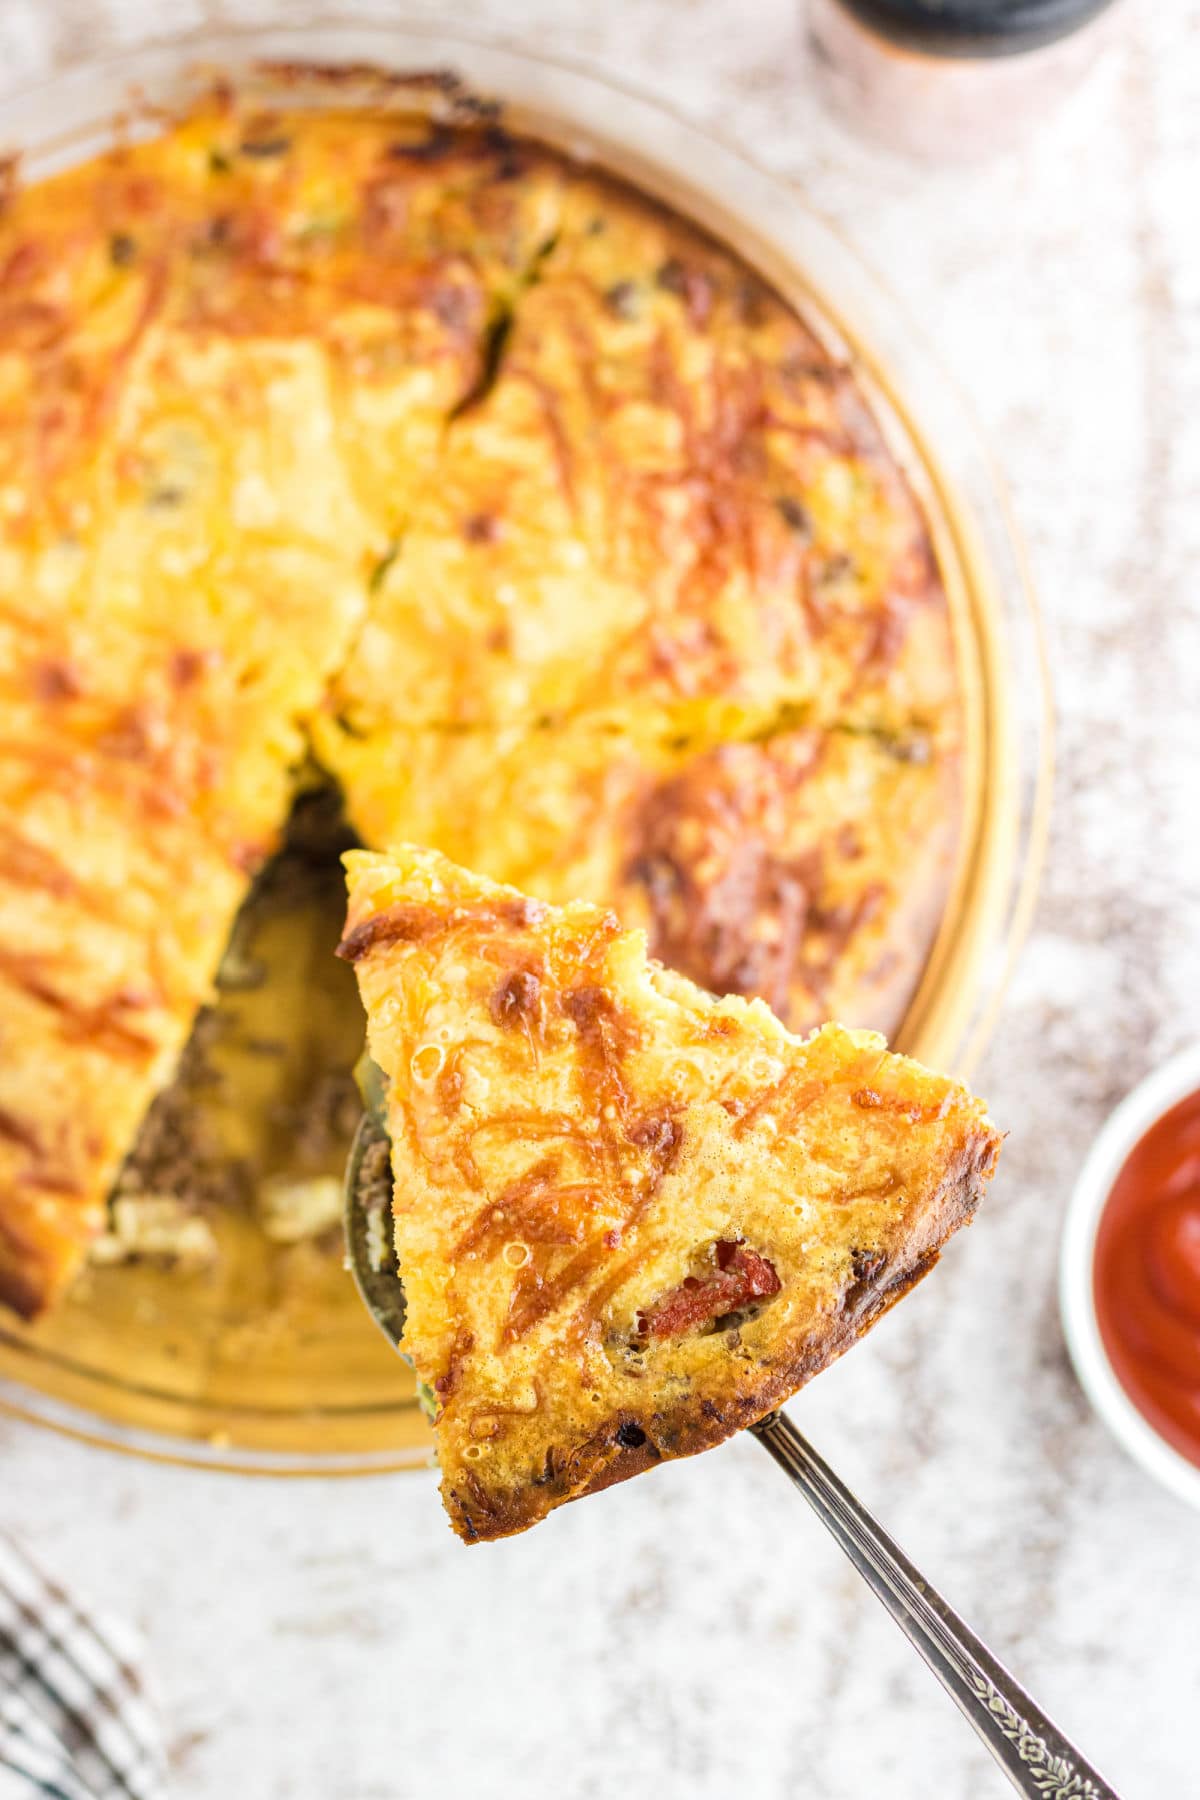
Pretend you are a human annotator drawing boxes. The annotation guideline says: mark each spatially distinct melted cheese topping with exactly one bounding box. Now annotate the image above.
[0,89,961,1314]
[324,719,958,1036]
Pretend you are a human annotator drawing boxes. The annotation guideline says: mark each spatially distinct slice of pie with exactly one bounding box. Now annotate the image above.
[339,845,1001,1542]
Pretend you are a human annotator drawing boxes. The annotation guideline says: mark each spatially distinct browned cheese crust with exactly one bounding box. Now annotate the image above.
[340,848,1000,1541]
[334,719,957,1040]
[0,80,962,1315]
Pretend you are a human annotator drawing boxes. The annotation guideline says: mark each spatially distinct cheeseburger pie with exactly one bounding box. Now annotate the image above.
[0,86,962,1315]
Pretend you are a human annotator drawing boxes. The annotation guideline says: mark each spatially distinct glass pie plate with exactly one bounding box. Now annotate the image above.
[0,22,1051,1474]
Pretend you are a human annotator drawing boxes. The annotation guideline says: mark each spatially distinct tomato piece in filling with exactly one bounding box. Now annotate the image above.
[638,1239,781,1339]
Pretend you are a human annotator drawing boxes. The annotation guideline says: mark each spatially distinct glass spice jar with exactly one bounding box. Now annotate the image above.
[806,0,1127,159]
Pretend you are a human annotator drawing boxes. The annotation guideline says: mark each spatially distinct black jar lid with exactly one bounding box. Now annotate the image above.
[834,0,1119,57]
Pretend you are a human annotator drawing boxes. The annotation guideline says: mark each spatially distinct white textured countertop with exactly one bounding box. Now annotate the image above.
[1,2,1196,1795]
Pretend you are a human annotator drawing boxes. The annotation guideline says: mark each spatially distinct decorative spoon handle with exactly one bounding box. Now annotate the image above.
[751,1411,1120,1800]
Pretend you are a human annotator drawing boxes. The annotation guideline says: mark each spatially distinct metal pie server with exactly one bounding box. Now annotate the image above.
[345,1105,1121,1800]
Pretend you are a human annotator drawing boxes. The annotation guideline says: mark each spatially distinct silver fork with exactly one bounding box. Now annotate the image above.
[345,1110,1120,1800]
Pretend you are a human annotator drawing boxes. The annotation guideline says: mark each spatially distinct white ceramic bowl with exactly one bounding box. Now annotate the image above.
[1060,1042,1200,1510]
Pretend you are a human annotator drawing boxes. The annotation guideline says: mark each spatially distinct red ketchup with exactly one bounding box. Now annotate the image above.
[1093,1090,1200,1468]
